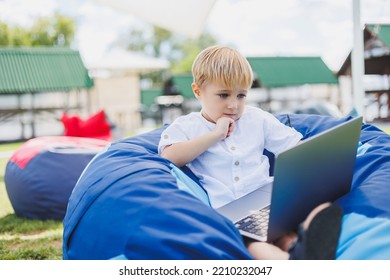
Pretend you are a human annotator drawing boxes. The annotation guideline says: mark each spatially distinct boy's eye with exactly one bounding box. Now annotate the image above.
[217,93,229,98]
[238,94,247,99]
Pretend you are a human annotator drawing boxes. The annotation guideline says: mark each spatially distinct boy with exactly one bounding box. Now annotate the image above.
[159,46,343,260]
[158,45,302,208]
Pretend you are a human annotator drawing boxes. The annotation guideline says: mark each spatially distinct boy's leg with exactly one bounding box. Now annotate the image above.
[247,240,289,260]
[274,203,332,251]
[246,202,342,260]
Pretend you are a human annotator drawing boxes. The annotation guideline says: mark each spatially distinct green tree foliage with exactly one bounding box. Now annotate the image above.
[122,24,219,88]
[171,33,218,74]
[30,18,53,46]
[124,25,180,61]
[10,26,31,46]
[52,14,75,46]
[122,24,218,73]
[0,22,10,45]
[0,13,75,47]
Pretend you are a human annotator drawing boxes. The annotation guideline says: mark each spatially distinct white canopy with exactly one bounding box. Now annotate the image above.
[91,0,217,38]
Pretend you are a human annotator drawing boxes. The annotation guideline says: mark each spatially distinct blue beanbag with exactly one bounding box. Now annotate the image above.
[63,114,390,259]
[5,136,108,220]
[63,128,251,260]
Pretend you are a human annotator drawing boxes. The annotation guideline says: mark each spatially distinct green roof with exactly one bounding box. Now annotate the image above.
[140,75,193,106]
[247,56,338,88]
[141,89,162,107]
[367,24,390,48]
[172,75,194,99]
[0,47,93,94]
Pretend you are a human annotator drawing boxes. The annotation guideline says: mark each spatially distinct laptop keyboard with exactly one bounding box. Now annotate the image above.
[235,205,270,238]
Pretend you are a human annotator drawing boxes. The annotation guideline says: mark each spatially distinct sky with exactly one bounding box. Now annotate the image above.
[0,0,390,71]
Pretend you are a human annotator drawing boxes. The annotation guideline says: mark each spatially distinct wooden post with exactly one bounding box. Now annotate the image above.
[352,0,365,118]
[31,92,36,138]
[17,93,25,140]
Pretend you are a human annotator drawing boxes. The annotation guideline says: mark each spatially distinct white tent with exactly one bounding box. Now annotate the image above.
[91,0,217,38]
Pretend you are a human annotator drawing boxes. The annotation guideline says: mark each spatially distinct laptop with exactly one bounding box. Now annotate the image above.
[216,116,362,242]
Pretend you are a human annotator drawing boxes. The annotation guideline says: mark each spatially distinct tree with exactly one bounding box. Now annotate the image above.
[30,18,54,46]
[0,13,75,47]
[170,33,218,74]
[119,24,219,88]
[121,25,180,61]
[11,26,31,46]
[111,23,221,92]
[52,13,75,46]
[118,24,218,73]
[0,21,10,45]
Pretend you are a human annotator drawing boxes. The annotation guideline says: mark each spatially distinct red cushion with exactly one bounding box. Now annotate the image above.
[61,110,112,140]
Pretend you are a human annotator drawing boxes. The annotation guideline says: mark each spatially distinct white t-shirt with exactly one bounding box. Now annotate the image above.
[158,106,302,208]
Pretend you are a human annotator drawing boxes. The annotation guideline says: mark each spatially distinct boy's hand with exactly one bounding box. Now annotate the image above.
[214,117,235,140]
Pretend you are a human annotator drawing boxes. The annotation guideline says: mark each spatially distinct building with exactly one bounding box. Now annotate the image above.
[338,24,390,121]
[247,56,339,113]
[0,47,93,142]
[85,49,169,136]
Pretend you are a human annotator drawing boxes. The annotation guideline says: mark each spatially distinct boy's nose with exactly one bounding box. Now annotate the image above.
[228,100,238,109]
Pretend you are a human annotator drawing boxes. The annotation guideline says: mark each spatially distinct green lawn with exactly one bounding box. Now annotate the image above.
[380,126,390,135]
[0,142,63,260]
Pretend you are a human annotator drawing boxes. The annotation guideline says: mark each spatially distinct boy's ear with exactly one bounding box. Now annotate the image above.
[191,83,200,98]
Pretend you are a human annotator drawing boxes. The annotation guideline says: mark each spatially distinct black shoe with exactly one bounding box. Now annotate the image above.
[288,204,343,260]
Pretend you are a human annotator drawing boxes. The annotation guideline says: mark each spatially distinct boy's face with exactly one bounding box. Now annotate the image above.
[192,82,248,123]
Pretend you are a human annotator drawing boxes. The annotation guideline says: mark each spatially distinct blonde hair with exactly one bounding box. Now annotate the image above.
[192,45,253,90]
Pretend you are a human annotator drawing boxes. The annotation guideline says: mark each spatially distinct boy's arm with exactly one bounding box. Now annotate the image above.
[161,131,221,167]
[161,117,234,167]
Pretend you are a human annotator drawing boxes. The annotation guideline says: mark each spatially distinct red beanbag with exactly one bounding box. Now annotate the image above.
[62,110,112,140]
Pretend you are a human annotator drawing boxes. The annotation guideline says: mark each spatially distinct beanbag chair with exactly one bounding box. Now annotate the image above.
[63,114,390,259]
[63,128,251,259]
[61,110,112,141]
[4,136,109,220]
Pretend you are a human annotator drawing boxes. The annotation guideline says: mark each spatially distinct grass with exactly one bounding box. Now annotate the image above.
[0,142,63,260]
[380,126,390,135]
